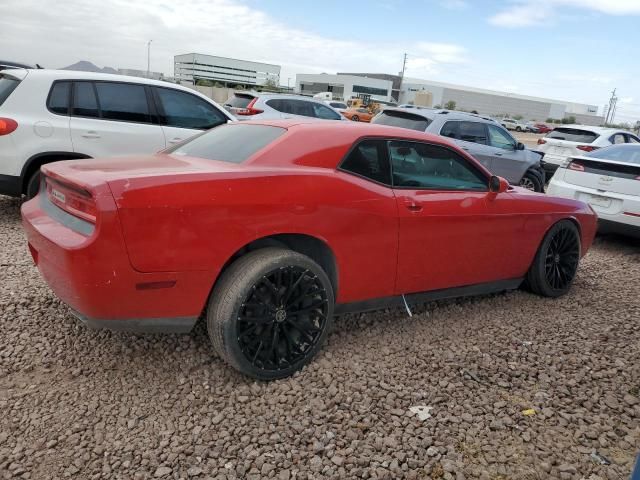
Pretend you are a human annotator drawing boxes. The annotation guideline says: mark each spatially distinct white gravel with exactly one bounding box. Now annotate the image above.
[1,195,639,479]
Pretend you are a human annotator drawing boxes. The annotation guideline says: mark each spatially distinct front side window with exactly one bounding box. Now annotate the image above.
[487,124,516,150]
[47,81,71,115]
[312,103,341,120]
[340,139,391,185]
[156,88,226,129]
[389,141,487,191]
[72,82,99,118]
[626,134,640,144]
[168,124,285,163]
[459,121,488,145]
[95,82,150,123]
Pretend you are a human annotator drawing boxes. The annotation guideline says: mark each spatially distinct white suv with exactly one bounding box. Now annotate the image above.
[223,92,344,121]
[0,69,234,198]
[500,118,527,132]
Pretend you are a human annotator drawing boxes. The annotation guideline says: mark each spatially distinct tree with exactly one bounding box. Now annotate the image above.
[470,110,478,114]
[513,114,523,120]
[545,118,554,123]
[566,115,576,124]
[444,100,456,110]
[195,78,215,87]
[434,104,442,109]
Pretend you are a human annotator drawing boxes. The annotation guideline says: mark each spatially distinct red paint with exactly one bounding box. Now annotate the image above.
[21,120,598,323]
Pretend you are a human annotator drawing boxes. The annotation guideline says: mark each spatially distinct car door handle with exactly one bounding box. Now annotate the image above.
[81,131,101,139]
[494,152,503,156]
[461,147,469,151]
[404,200,423,212]
[168,137,183,144]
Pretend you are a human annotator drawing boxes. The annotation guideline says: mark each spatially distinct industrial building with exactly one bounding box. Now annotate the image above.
[295,73,393,103]
[345,73,604,125]
[174,53,281,88]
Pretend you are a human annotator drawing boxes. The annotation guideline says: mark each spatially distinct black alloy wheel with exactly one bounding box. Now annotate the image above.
[236,265,329,371]
[525,220,581,297]
[351,115,360,122]
[207,248,334,380]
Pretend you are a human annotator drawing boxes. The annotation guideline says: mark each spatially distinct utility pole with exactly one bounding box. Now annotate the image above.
[605,88,616,124]
[398,52,408,103]
[146,40,153,78]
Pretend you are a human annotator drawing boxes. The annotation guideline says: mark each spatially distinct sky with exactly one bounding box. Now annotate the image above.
[2,0,639,123]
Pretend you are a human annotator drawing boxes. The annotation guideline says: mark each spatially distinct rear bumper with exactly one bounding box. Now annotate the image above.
[0,173,21,197]
[21,193,212,332]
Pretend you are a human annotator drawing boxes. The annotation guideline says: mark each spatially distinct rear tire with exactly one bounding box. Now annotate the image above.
[525,220,581,298]
[519,170,544,192]
[516,126,522,132]
[206,247,334,380]
[25,170,41,199]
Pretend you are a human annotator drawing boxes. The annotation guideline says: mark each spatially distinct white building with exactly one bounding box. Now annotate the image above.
[295,74,393,103]
[174,53,280,88]
[398,77,603,124]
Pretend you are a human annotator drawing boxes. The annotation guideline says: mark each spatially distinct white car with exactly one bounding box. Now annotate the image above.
[536,125,640,180]
[547,143,640,237]
[223,92,343,122]
[0,69,234,198]
[500,118,527,132]
[325,100,348,113]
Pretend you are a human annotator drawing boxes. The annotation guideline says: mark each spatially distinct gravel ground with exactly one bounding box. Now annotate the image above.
[1,194,639,480]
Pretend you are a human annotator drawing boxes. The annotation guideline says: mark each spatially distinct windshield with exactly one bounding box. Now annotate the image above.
[547,128,598,143]
[0,74,20,106]
[371,110,431,132]
[586,144,640,164]
[168,124,285,163]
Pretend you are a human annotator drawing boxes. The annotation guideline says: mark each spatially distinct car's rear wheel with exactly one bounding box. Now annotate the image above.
[519,170,543,192]
[26,171,41,199]
[351,115,360,122]
[207,247,334,380]
[516,126,522,132]
[525,220,581,297]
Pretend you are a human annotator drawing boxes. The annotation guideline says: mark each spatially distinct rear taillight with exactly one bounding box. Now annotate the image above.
[235,98,263,116]
[537,139,546,145]
[45,176,97,224]
[576,145,598,152]
[568,161,585,172]
[0,117,18,136]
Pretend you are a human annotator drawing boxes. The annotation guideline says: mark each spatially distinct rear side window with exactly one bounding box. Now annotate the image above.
[547,128,598,143]
[95,82,150,123]
[371,110,431,132]
[339,140,391,185]
[267,99,315,117]
[459,121,487,144]
[0,74,20,107]
[312,103,341,120]
[155,87,226,129]
[72,82,100,118]
[168,124,285,163]
[47,81,71,115]
[225,94,254,108]
[440,121,459,139]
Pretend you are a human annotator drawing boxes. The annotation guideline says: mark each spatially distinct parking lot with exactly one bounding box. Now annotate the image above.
[1,191,639,479]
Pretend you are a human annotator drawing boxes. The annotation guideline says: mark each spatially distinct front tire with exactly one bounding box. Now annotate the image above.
[207,248,334,380]
[516,126,522,132]
[525,220,581,297]
[519,170,544,192]
[351,115,360,122]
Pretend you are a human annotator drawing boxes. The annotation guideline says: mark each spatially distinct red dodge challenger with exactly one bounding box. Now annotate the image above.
[22,120,597,380]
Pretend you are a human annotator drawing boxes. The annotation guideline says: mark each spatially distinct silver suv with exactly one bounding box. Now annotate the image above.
[224,92,344,121]
[372,109,545,191]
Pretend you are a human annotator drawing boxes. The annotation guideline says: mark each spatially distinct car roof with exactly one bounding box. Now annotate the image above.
[551,124,627,133]
[381,107,497,123]
[15,68,192,89]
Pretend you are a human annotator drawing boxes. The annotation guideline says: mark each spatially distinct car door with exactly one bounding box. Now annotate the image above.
[389,140,524,294]
[442,120,495,170]
[69,81,166,157]
[486,123,529,183]
[153,87,229,146]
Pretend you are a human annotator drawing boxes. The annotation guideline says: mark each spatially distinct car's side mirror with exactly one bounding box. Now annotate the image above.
[516,142,525,150]
[489,175,509,194]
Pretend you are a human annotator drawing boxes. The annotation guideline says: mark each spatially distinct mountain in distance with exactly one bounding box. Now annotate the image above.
[61,61,118,74]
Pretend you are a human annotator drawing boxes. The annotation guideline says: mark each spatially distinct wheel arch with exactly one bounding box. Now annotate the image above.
[216,233,339,298]
[20,151,92,194]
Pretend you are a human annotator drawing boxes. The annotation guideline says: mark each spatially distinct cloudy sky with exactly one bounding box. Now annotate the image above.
[2,0,639,122]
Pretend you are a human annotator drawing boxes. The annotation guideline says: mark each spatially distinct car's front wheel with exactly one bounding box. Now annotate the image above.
[351,115,360,122]
[516,126,522,132]
[519,170,544,192]
[207,248,334,380]
[525,220,581,297]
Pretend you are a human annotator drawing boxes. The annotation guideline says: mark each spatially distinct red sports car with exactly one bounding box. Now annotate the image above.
[22,120,597,380]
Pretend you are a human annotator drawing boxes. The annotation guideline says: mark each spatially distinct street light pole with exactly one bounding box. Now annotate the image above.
[146,40,153,78]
